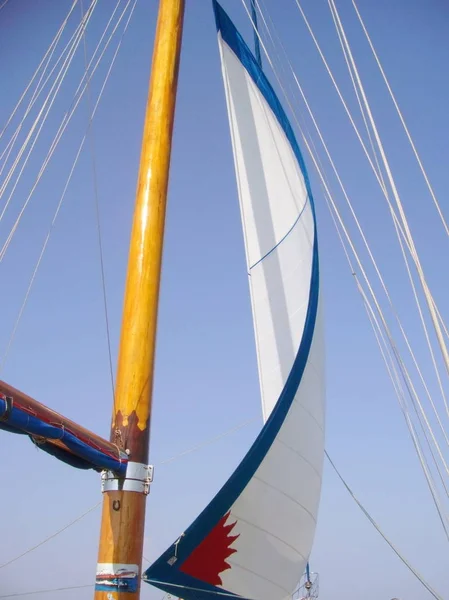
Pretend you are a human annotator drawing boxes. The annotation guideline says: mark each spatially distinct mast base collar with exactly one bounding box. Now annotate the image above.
[101,462,154,495]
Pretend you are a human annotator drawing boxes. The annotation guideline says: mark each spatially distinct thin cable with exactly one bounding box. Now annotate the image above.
[0,0,126,242]
[323,170,449,505]
[324,11,449,436]
[290,0,406,239]
[326,0,387,193]
[0,585,93,598]
[0,3,78,184]
[0,0,79,145]
[160,418,257,465]
[0,0,132,263]
[80,0,116,403]
[0,0,113,169]
[0,0,137,371]
[329,0,449,398]
[359,277,449,534]
[352,0,449,236]
[326,451,444,599]
[0,0,97,201]
[322,180,449,529]
[0,0,99,226]
[331,0,449,417]
[0,502,101,570]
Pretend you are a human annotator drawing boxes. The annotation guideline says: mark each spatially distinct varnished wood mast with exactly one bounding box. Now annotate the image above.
[95,1,185,598]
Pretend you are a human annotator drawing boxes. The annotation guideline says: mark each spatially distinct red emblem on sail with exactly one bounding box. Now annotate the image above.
[180,511,239,586]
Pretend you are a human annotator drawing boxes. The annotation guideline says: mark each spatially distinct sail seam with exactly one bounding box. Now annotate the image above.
[225,560,292,595]
[228,512,308,559]
[290,395,324,432]
[274,438,321,478]
[249,197,309,271]
[251,475,317,522]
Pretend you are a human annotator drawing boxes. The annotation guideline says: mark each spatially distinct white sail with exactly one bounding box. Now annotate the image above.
[144,3,325,599]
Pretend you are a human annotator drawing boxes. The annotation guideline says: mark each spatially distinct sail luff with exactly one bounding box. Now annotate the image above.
[94,1,185,598]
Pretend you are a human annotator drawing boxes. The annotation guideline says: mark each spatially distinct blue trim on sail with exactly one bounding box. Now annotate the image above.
[144,3,320,599]
[0,399,127,475]
[213,0,317,222]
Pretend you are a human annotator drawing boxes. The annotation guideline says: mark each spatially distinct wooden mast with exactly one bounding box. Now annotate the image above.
[95,1,185,598]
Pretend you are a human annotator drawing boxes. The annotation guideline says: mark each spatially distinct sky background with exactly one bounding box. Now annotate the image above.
[0,1,449,599]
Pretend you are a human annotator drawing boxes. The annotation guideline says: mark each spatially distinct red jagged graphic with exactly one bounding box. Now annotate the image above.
[180,511,240,586]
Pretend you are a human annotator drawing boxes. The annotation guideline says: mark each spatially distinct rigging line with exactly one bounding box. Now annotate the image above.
[290,0,414,255]
[0,0,127,244]
[0,0,97,197]
[0,585,93,599]
[0,12,89,213]
[0,0,137,371]
[36,0,128,176]
[160,417,258,465]
[80,0,116,404]
[361,276,449,518]
[0,4,76,178]
[0,1,79,144]
[0,0,124,223]
[0,0,109,170]
[352,0,449,237]
[315,95,449,521]
[0,9,93,195]
[257,0,449,442]
[0,0,132,263]
[326,0,449,429]
[322,154,449,499]
[329,0,449,399]
[317,136,449,501]
[241,1,449,474]
[0,0,117,205]
[323,182,449,523]
[0,38,65,184]
[305,107,449,515]
[325,451,444,600]
[326,0,387,194]
[73,0,124,100]
[0,502,101,570]
[0,0,99,224]
[391,206,449,433]
[359,266,449,518]
[435,300,449,342]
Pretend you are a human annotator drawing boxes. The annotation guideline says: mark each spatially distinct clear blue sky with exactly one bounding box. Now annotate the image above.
[0,1,448,598]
